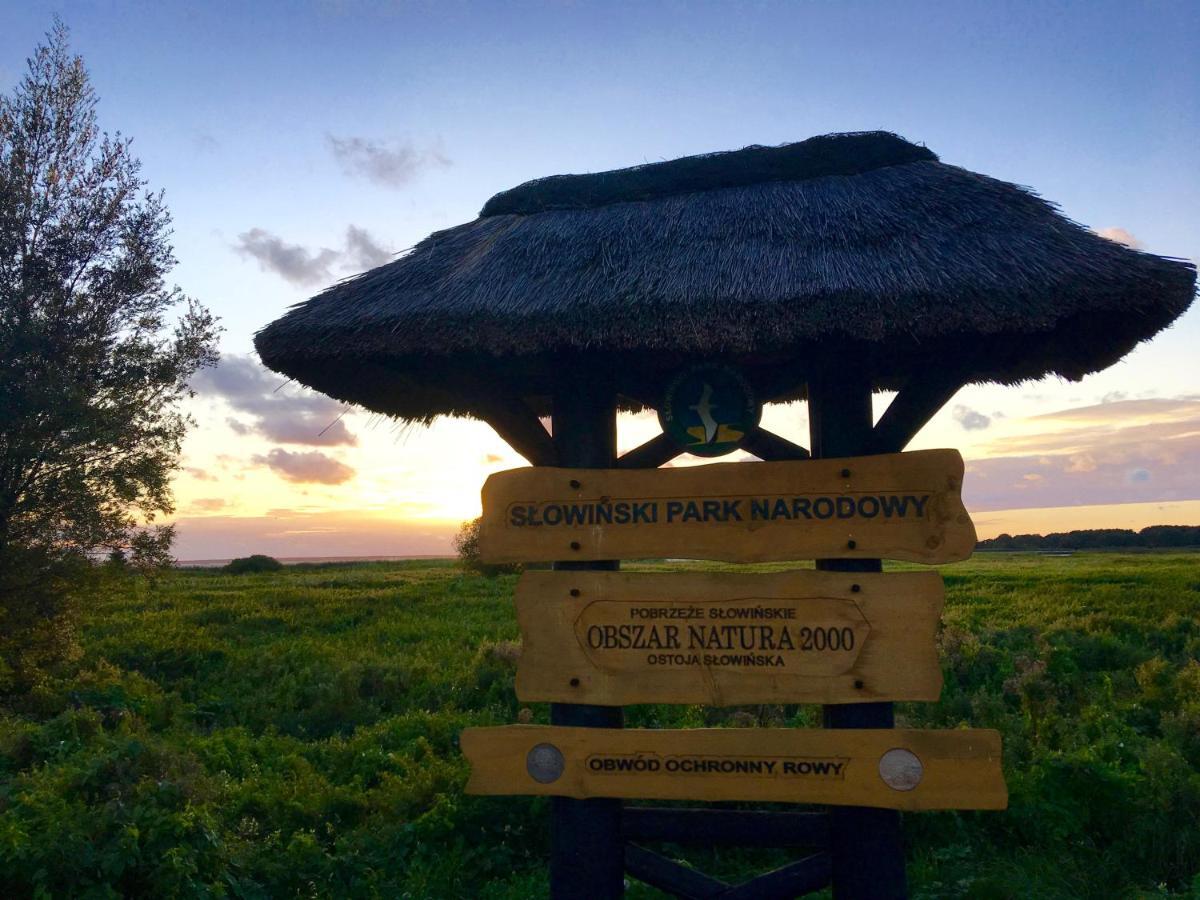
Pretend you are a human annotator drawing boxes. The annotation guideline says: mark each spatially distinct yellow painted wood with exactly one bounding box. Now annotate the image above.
[479,449,975,565]
[461,725,1007,811]
[514,570,944,705]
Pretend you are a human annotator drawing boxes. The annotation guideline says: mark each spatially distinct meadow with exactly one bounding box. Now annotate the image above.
[1,553,1198,898]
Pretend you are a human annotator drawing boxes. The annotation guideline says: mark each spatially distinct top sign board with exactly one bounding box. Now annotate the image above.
[479,449,975,565]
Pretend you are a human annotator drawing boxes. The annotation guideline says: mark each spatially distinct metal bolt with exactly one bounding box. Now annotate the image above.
[854,679,865,689]
[570,588,581,597]
[570,541,581,551]
[841,468,851,478]
[569,479,581,489]
[847,539,857,550]
[569,677,580,687]
[851,583,861,593]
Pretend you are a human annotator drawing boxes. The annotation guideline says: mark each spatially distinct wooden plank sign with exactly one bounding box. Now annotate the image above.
[514,570,944,705]
[479,449,975,565]
[462,725,1007,811]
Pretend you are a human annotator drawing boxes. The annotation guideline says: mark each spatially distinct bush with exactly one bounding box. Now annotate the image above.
[0,546,89,695]
[453,519,520,577]
[224,555,284,575]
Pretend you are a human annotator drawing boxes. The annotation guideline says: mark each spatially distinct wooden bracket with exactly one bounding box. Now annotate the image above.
[625,843,832,899]
[475,395,557,467]
[721,855,832,899]
[625,844,729,899]
[617,433,683,469]
[742,425,811,461]
[870,372,970,454]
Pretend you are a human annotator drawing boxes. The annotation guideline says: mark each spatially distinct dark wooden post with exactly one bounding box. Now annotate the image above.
[810,367,908,900]
[549,371,624,899]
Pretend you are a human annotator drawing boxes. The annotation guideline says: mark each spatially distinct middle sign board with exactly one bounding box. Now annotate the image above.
[515,569,945,705]
[479,449,975,565]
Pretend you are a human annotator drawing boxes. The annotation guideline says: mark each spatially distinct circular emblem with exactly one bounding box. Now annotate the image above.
[526,742,565,784]
[878,748,923,792]
[658,364,760,458]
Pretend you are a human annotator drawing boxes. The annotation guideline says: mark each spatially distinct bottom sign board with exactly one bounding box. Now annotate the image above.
[462,725,1007,811]
[515,569,944,706]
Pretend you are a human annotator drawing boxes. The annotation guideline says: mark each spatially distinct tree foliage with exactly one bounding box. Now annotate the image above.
[453,517,520,577]
[224,554,284,575]
[0,21,218,689]
[979,525,1200,551]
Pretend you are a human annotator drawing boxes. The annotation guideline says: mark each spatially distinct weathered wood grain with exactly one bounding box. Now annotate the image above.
[461,725,1007,811]
[479,449,975,565]
[514,570,944,705]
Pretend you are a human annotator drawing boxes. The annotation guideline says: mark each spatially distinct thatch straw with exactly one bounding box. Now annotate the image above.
[255,132,1196,422]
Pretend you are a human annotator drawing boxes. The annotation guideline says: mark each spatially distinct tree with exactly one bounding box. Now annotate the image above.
[0,21,218,689]
[453,517,520,577]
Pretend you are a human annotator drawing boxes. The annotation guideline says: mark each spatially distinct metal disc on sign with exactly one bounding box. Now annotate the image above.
[878,748,924,791]
[526,742,566,784]
[658,364,761,457]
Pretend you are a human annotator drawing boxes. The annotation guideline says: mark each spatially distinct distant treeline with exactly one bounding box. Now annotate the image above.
[979,525,1200,550]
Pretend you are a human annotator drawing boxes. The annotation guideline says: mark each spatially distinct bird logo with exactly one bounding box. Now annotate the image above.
[690,383,719,444]
[659,363,760,458]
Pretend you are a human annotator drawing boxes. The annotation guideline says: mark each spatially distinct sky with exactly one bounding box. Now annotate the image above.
[3,1,1198,560]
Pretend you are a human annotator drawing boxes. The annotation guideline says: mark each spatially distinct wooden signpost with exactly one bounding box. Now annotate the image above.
[479,449,976,565]
[464,369,1003,897]
[514,569,945,705]
[462,725,1007,811]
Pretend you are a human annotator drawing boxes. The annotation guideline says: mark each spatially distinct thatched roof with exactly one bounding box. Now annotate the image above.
[255,131,1195,421]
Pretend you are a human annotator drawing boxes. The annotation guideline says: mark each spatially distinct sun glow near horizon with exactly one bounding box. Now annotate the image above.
[169,356,1200,560]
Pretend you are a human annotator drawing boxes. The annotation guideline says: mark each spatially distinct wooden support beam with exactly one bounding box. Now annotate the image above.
[624,844,729,899]
[870,373,968,454]
[617,432,684,469]
[622,808,829,848]
[476,395,557,467]
[809,367,908,900]
[548,376,623,900]
[741,425,811,461]
[721,854,832,899]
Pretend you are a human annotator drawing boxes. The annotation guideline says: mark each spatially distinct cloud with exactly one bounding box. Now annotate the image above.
[192,354,357,447]
[1094,227,1144,250]
[188,498,227,513]
[327,134,451,187]
[233,226,392,287]
[344,225,392,269]
[952,405,991,431]
[193,132,219,153]
[234,228,340,286]
[484,454,503,464]
[254,448,356,485]
[1025,397,1199,427]
[962,397,1200,511]
[183,467,216,481]
[1100,391,1127,404]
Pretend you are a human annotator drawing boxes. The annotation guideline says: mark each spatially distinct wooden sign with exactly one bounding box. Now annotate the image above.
[479,449,975,565]
[514,570,944,705]
[461,725,1007,811]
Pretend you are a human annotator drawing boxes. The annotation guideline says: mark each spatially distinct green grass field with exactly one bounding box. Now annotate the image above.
[2,553,1199,898]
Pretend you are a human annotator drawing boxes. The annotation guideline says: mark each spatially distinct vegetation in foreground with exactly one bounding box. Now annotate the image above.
[1,553,1199,898]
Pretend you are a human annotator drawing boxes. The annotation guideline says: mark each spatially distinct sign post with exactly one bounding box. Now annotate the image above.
[546,372,624,900]
[811,368,907,899]
[468,362,1000,898]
